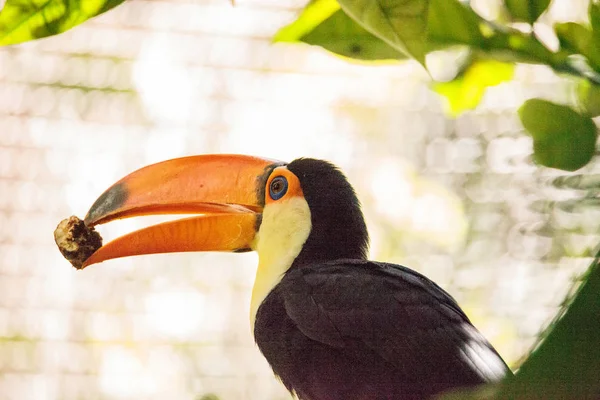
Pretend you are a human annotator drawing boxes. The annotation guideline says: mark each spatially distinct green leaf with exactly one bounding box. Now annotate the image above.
[554,22,600,71]
[427,0,485,46]
[276,0,485,62]
[0,0,122,46]
[590,1,600,35]
[434,60,514,116]
[576,79,600,117]
[519,99,597,171]
[482,28,557,65]
[590,2,600,67]
[555,22,591,54]
[497,251,600,399]
[273,0,340,43]
[301,10,406,61]
[275,0,405,61]
[504,0,552,24]
[337,0,430,64]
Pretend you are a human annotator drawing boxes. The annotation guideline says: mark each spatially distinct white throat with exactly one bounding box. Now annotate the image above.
[249,197,312,331]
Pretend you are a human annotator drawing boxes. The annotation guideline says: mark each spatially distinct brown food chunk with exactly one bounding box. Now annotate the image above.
[54,216,103,269]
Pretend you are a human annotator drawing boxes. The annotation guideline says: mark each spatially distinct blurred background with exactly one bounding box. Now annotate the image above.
[0,0,598,399]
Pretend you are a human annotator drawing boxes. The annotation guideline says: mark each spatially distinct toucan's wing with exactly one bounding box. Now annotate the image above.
[279,259,510,386]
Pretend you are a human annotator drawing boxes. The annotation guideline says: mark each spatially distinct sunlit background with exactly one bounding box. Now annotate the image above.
[0,0,598,399]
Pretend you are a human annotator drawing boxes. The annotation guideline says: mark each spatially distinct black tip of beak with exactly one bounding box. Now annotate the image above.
[84,182,128,226]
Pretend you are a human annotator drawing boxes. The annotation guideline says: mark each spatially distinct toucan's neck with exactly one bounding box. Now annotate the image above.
[250,197,312,329]
[290,206,368,268]
[287,158,369,268]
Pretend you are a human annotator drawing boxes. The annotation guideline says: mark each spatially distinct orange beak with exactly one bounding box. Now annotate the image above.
[81,154,280,268]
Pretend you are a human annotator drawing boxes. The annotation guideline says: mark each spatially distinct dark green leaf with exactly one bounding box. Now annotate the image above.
[590,2,600,69]
[576,79,600,117]
[555,22,591,54]
[301,10,406,61]
[276,0,485,62]
[274,0,404,61]
[497,252,600,399]
[554,22,600,71]
[519,99,597,171]
[482,29,558,64]
[590,1,600,35]
[427,0,485,46]
[0,0,122,46]
[434,59,514,116]
[504,0,552,24]
[337,0,430,64]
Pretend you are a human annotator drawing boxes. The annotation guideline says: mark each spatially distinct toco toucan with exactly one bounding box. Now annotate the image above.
[80,154,511,400]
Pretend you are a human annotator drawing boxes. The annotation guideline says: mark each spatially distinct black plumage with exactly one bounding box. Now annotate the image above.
[255,260,509,400]
[254,158,511,400]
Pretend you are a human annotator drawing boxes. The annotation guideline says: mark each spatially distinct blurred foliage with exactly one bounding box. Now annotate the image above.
[554,21,600,71]
[577,79,600,117]
[519,99,597,171]
[335,0,429,64]
[0,0,122,45]
[497,252,600,399]
[439,248,600,399]
[3,0,599,174]
[505,0,551,23]
[275,6,406,61]
[275,0,600,173]
[434,59,514,116]
[196,394,221,400]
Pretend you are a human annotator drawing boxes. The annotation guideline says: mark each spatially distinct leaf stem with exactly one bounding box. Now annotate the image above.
[473,11,600,85]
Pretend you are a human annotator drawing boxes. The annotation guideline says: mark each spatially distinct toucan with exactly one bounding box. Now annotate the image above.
[81,154,511,400]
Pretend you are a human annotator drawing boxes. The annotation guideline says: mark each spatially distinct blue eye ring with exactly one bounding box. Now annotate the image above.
[269,176,288,200]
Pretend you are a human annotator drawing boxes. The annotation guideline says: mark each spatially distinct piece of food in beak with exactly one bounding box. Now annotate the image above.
[54,216,103,269]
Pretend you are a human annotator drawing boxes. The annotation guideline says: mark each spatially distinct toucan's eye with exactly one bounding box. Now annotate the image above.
[269,176,288,200]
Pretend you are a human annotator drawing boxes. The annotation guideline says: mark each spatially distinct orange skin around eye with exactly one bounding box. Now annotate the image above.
[265,167,304,204]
